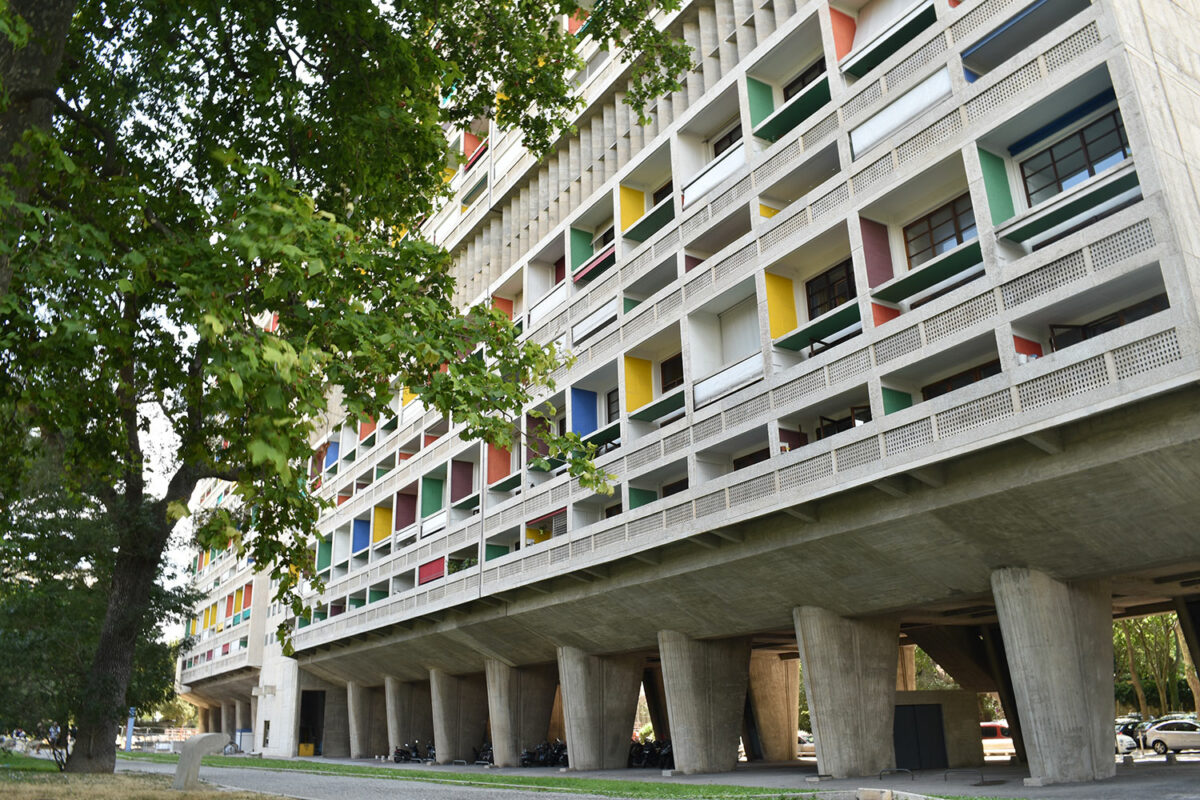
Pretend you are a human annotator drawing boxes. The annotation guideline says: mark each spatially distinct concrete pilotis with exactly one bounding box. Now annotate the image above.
[347,681,370,758]
[484,659,557,767]
[794,607,898,779]
[746,650,799,762]
[196,707,208,734]
[991,568,1114,786]
[658,631,751,773]
[221,702,234,738]
[555,645,642,770]
[429,669,488,764]
[384,678,434,751]
[236,700,250,731]
[384,676,402,751]
[896,645,917,691]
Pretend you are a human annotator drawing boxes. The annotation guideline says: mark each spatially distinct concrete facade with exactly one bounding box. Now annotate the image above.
[179,0,1200,788]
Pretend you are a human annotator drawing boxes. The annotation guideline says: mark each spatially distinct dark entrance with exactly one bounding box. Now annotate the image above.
[299,690,326,756]
[893,704,948,770]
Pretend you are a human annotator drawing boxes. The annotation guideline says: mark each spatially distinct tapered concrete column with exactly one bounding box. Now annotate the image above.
[794,607,898,779]
[896,645,917,691]
[384,676,402,751]
[236,700,250,731]
[658,631,751,774]
[747,651,800,762]
[221,702,234,738]
[485,660,558,767]
[195,707,207,733]
[429,669,488,764]
[347,681,371,758]
[991,568,1113,786]
[1176,597,1200,674]
[384,678,434,750]
[555,646,642,770]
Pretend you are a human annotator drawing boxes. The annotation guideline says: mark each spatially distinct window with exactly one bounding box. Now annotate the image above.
[606,389,620,423]
[660,353,684,392]
[593,226,615,248]
[816,406,871,439]
[784,59,826,101]
[262,721,270,747]
[711,123,742,158]
[921,359,1002,401]
[1049,293,1168,351]
[718,296,759,363]
[806,259,856,320]
[661,477,689,497]
[1020,109,1130,206]
[653,181,673,206]
[732,448,770,471]
[903,193,977,269]
[604,501,622,519]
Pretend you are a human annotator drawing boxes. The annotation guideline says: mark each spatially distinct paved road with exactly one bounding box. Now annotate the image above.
[118,755,1200,800]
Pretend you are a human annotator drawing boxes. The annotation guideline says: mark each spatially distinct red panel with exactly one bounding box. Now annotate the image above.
[225,594,235,617]
[463,131,481,159]
[450,460,474,502]
[527,507,567,526]
[492,296,514,320]
[830,7,857,60]
[395,492,417,528]
[487,443,512,485]
[872,303,901,326]
[424,433,440,447]
[1014,336,1044,357]
[242,582,252,608]
[222,643,230,655]
[554,257,566,284]
[685,255,705,272]
[567,9,588,34]
[780,429,808,451]
[861,218,893,288]
[359,416,376,441]
[418,557,445,585]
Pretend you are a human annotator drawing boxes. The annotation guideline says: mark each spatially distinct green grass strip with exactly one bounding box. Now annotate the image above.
[0,752,61,772]
[117,751,815,798]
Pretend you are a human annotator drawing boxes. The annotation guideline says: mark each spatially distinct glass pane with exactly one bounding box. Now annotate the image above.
[1022,150,1052,173]
[1051,135,1084,162]
[1030,184,1059,205]
[931,220,957,244]
[907,232,932,259]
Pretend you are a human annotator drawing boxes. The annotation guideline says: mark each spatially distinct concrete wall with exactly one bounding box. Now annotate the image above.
[895,690,984,768]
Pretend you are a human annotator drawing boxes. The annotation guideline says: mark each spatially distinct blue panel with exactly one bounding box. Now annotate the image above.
[324,441,340,468]
[571,388,598,435]
[352,519,370,553]
[1008,89,1116,156]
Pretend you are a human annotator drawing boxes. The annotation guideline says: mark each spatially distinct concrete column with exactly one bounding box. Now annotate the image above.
[555,646,642,770]
[347,682,371,759]
[221,702,234,738]
[794,607,898,779]
[195,707,207,733]
[658,632,751,774]
[384,676,402,752]
[429,669,488,764]
[896,644,917,691]
[747,651,800,762]
[249,697,258,750]
[485,660,558,767]
[236,700,250,731]
[385,678,434,751]
[991,568,1113,786]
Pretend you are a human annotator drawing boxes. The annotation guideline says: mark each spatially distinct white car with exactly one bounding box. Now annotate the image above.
[980,721,1014,758]
[1115,731,1137,754]
[1143,719,1200,754]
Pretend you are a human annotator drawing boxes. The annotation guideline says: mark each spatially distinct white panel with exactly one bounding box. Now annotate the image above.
[572,297,619,343]
[693,353,764,407]
[529,282,568,325]
[850,68,951,156]
[719,296,760,362]
[682,142,746,208]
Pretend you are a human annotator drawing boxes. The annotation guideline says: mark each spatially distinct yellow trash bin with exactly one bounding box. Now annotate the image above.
[298,743,315,757]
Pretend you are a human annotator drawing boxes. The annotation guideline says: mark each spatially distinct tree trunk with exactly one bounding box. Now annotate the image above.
[1175,617,1200,713]
[1122,620,1149,719]
[65,510,172,773]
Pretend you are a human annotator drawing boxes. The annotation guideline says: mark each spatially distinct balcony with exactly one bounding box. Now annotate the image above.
[694,353,765,409]
[838,0,937,79]
[871,240,983,305]
[682,141,745,209]
[996,159,1140,245]
[752,75,832,144]
[624,196,676,243]
[775,300,863,354]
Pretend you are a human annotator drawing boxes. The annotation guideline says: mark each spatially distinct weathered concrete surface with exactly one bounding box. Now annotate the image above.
[484,659,557,767]
[385,677,434,752]
[991,568,1113,786]
[429,669,488,764]
[348,682,370,759]
[658,631,751,773]
[556,646,641,770]
[796,607,898,779]
[747,650,800,762]
[170,732,227,790]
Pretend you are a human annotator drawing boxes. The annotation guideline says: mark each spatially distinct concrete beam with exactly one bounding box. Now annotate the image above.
[556,646,642,770]
[747,650,800,762]
[429,669,489,764]
[991,568,1113,786]
[783,503,818,522]
[794,607,897,779]
[872,477,908,497]
[659,631,751,773]
[908,466,945,487]
[484,660,557,767]
[1023,429,1063,454]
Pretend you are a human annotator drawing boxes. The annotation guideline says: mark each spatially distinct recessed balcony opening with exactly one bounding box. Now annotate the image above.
[684,205,754,257]
[677,85,744,209]
[624,322,685,432]
[571,360,621,454]
[484,526,521,562]
[374,452,397,484]
[572,485,624,529]
[449,444,481,516]
[628,458,688,510]
[525,507,567,549]
[620,143,675,245]
[832,0,938,80]
[778,384,872,444]
[370,499,393,556]
[527,389,567,478]
[367,580,388,605]
[491,267,525,331]
[392,569,415,593]
[881,333,1001,410]
[528,236,568,326]
[572,293,620,348]
[758,142,841,209]
[419,463,448,536]
[485,439,521,495]
[315,534,332,578]
[1010,264,1169,359]
[747,17,829,143]
[624,255,678,312]
[689,279,765,409]
[394,481,419,547]
[695,425,771,485]
[849,66,951,159]
[764,223,861,366]
[425,415,450,442]
[347,589,367,612]
[961,0,1092,82]
[569,193,618,286]
[447,543,480,577]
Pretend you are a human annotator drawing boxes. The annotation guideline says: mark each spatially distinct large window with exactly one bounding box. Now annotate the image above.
[1020,110,1130,206]
[712,123,743,157]
[660,353,684,392]
[921,359,1002,401]
[784,59,826,101]
[1049,293,1168,351]
[903,193,976,269]
[806,258,856,320]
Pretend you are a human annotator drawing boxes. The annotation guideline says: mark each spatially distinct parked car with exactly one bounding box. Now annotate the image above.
[1115,717,1142,739]
[1115,730,1138,754]
[980,721,1014,757]
[797,730,816,757]
[1142,719,1200,754]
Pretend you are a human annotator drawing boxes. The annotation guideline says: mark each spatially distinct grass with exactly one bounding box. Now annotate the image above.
[0,771,273,799]
[117,751,816,798]
[0,753,61,773]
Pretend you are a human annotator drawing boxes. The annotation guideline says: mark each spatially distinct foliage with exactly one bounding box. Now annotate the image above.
[1114,614,1196,714]
[913,645,957,691]
[0,772,275,799]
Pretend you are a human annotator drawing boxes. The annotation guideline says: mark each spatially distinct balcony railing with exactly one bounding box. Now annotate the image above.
[682,142,746,209]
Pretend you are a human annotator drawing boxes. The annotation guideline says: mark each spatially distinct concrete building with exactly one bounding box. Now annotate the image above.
[178,0,1200,787]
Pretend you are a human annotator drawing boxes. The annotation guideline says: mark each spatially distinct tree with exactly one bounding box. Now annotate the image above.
[0,0,690,773]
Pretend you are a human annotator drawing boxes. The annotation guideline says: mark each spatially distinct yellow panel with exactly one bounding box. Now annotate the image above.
[619,185,646,231]
[759,204,780,218]
[402,386,417,405]
[764,272,798,339]
[234,588,244,612]
[373,506,393,542]
[624,356,653,411]
[526,527,553,546]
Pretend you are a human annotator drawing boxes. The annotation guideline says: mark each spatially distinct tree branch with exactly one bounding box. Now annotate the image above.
[12,88,122,177]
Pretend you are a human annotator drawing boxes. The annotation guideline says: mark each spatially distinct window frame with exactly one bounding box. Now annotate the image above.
[783,58,826,102]
[902,192,977,269]
[660,352,684,392]
[710,120,743,159]
[1017,106,1131,208]
[805,258,856,321]
[920,358,1002,402]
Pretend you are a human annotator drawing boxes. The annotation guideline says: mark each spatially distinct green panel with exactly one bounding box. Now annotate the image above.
[746,76,776,128]
[583,421,621,447]
[754,77,832,143]
[317,539,332,571]
[297,616,310,628]
[978,147,1015,224]
[629,388,686,421]
[570,228,594,270]
[629,487,658,509]
[844,5,937,78]
[872,241,983,303]
[624,200,676,243]
[489,471,522,491]
[421,476,445,517]
[368,589,387,604]
[776,301,862,351]
[1002,171,1140,243]
[485,543,510,561]
[348,597,365,609]
[882,387,913,414]
[624,297,643,313]
[452,492,481,510]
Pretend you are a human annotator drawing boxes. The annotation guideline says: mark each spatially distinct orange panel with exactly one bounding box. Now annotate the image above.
[1014,336,1044,357]
[871,303,901,326]
[492,296,514,320]
[830,7,857,60]
[487,442,512,485]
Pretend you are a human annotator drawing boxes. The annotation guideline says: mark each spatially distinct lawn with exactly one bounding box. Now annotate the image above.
[0,770,273,800]
[0,753,60,773]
